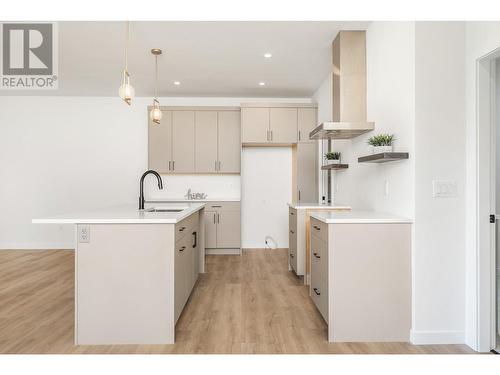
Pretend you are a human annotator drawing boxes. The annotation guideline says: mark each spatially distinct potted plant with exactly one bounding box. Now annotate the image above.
[324,151,341,165]
[367,134,395,154]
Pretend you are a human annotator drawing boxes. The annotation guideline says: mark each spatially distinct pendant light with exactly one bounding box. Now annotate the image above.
[118,21,135,105]
[149,48,162,124]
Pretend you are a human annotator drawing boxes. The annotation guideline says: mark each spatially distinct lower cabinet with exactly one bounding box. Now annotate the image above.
[288,207,305,277]
[204,202,241,255]
[174,212,200,323]
[310,224,328,323]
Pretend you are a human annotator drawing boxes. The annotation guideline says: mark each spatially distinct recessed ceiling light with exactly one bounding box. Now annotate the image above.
[173,81,181,85]
[258,82,266,86]
[264,53,272,59]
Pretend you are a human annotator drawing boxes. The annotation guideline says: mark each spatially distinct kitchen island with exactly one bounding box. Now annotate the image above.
[309,210,412,342]
[33,202,205,345]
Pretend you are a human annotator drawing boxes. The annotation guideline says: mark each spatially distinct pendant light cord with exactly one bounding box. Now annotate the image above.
[155,54,158,99]
[125,21,129,72]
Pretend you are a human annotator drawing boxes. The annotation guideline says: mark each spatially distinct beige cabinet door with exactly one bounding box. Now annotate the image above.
[216,210,241,248]
[148,110,172,173]
[241,107,269,143]
[195,111,218,173]
[172,111,195,173]
[269,108,297,143]
[204,211,217,249]
[217,111,241,173]
[296,143,318,202]
[297,108,317,143]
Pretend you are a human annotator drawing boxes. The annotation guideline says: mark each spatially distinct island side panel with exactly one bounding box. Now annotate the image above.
[198,207,205,273]
[76,223,175,345]
[328,223,412,342]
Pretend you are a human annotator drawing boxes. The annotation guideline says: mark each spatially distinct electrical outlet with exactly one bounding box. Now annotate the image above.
[432,180,457,198]
[78,225,90,243]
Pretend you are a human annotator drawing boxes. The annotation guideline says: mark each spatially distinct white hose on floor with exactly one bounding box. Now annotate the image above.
[264,236,277,250]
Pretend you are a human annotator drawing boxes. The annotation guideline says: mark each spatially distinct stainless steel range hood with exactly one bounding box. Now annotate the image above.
[309,31,374,140]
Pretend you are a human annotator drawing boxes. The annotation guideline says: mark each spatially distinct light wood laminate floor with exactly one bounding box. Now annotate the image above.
[0,249,475,354]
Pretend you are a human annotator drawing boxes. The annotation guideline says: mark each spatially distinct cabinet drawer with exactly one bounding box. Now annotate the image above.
[206,201,240,212]
[310,233,328,323]
[176,211,199,242]
[311,217,328,243]
[289,207,297,231]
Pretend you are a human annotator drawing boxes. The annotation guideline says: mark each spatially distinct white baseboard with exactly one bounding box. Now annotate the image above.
[0,243,74,250]
[410,329,465,345]
[205,248,241,255]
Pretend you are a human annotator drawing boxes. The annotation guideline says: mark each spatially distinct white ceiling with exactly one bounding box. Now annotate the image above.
[3,21,370,97]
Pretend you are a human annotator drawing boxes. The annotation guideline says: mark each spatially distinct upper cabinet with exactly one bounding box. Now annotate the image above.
[241,103,317,145]
[217,111,241,173]
[297,108,317,143]
[172,111,195,173]
[148,107,241,174]
[241,107,269,143]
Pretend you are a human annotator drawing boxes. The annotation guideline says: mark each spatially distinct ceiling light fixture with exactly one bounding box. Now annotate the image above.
[259,82,266,86]
[118,21,135,105]
[173,81,180,86]
[149,48,162,125]
[264,53,272,58]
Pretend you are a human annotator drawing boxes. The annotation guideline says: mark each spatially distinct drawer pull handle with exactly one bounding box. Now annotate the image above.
[290,212,294,216]
[290,254,294,258]
[179,226,186,232]
[290,230,294,234]
[192,231,197,248]
[313,252,320,259]
[179,246,186,252]
[313,288,320,296]
[314,225,320,231]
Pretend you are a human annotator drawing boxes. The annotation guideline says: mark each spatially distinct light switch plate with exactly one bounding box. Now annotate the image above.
[78,225,90,243]
[432,180,457,198]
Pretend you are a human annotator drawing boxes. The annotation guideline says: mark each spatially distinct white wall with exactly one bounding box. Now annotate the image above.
[413,21,466,344]
[0,95,311,249]
[241,147,292,248]
[312,21,470,346]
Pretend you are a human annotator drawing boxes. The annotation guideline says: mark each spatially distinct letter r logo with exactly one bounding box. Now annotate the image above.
[2,23,53,75]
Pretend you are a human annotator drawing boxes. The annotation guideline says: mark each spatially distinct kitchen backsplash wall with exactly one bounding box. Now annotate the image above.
[144,175,241,201]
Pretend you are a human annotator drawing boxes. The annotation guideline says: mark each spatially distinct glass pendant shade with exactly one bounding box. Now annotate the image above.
[150,99,162,124]
[119,71,135,105]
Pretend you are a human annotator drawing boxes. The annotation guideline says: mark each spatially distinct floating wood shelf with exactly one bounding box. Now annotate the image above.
[358,152,409,163]
[321,163,349,171]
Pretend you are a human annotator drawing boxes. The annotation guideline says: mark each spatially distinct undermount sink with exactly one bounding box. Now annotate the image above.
[144,208,186,213]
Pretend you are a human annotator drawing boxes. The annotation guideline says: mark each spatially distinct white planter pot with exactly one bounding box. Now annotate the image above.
[327,159,341,165]
[373,145,393,154]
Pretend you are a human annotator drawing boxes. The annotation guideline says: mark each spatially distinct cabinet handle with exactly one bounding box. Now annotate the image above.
[179,226,186,232]
[211,205,222,208]
[290,253,294,258]
[217,213,220,223]
[179,246,186,252]
[192,231,197,248]
[214,213,216,224]
[266,130,269,141]
[270,130,273,141]
[313,288,320,296]
[218,161,221,171]
[298,130,301,141]
[169,161,171,171]
[172,161,175,171]
[290,212,294,216]
[298,190,301,201]
[314,225,320,231]
[313,252,320,259]
[290,230,294,234]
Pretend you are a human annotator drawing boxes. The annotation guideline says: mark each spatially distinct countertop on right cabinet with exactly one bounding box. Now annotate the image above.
[309,210,412,224]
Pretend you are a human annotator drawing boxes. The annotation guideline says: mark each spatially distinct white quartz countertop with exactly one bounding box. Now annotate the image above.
[310,210,412,224]
[287,202,351,210]
[148,198,240,203]
[32,203,206,224]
